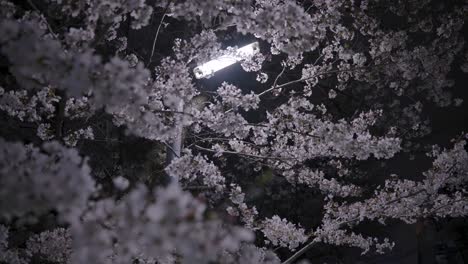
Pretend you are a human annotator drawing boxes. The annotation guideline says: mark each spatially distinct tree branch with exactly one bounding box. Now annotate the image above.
[148,1,171,65]
[282,240,316,264]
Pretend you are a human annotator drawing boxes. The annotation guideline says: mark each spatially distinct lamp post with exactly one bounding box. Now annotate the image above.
[165,42,260,182]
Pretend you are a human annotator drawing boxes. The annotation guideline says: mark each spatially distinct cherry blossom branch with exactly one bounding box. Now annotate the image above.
[152,109,194,117]
[194,144,296,161]
[187,136,264,148]
[386,189,427,205]
[246,123,322,139]
[283,164,461,263]
[182,185,215,191]
[258,64,389,97]
[257,68,348,97]
[54,91,66,139]
[430,198,468,214]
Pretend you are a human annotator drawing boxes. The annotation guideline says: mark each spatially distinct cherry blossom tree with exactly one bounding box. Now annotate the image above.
[0,0,467,263]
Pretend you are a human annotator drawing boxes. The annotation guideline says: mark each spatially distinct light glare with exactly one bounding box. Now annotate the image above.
[194,42,259,79]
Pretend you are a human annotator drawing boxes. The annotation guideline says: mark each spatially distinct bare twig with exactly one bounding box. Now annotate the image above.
[148,1,172,65]
[272,65,287,89]
[27,0,58,38]
[282,240,316,264]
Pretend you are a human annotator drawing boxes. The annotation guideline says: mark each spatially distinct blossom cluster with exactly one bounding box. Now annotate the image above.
[165,151,226,192]
[315,136,468,253]
[0,139,94,222]
[0,139,262,264]
[261,216,308,250]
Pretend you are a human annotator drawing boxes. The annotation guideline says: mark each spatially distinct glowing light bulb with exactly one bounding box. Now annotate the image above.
[193,42,259,79]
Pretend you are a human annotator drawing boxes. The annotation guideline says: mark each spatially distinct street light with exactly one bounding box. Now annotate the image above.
[166,42,259,183]
[193,42,259,79]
